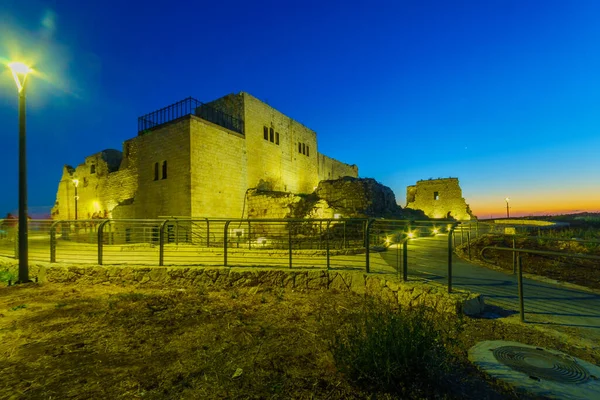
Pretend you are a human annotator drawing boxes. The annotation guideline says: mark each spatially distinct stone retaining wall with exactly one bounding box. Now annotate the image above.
[0,257,484,316]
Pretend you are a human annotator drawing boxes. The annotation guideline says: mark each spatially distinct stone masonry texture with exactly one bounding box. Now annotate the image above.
[406,178,474,220]
[0,257,485,316]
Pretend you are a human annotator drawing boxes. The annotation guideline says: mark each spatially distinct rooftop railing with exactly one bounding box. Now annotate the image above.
[137,97,244,135]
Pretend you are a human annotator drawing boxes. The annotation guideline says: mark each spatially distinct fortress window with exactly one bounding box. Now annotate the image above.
[263,126,268,140]
[434,191,439,200]
[125,143,130,157]
[302,143,306,155]
[90,164,96,174]
[306,145,309,157]
[154,162,159,181]
[269,127,274,142]
[275,132,280,145]
[298,143,302,153]
[162,161,168,179]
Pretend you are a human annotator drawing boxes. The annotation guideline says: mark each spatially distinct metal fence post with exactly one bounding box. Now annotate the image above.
[402,238,408,282]
[288,221,293,269]
[97,220,109,265]
[326,220,331,270]
[365,219,373,273]
[467,231,471,260]
[224,221,230,267]
[448,227,453,293]
[460,225,464,245]
[206,218,210,247]
[248,220,251,250]
[50,220,59,263]
[395,234,400,278]
[512,237,517,274]
[517,255,525,322]
[159,220,168,266]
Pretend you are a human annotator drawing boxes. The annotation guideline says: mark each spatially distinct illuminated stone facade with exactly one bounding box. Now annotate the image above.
[406,178,474,220]
[51,92,357,220]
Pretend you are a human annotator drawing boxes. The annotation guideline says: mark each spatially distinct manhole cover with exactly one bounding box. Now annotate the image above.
[469,341,600,400]
[493,345,590,384]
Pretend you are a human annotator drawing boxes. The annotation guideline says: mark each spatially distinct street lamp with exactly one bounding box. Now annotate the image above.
[8,61,33,284]
[72,179,79,219]
[505,197,510,218]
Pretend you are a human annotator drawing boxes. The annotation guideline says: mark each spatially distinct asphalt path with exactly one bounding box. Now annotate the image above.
[381,234,600,335]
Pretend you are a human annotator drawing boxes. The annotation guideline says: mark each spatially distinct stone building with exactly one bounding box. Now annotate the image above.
[406,178,474,220]
[51,92,358,220]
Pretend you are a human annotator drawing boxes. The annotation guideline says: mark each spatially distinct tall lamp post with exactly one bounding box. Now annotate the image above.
[72,179,79,220]
[505,197,510,219]
[8,62,33,284]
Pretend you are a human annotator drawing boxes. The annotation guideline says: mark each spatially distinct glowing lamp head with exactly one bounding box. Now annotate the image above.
[432,228,439,235]
[505,197,510,203]
[72,179,79,187]
[7,62,32,93]
[407,232,415,239]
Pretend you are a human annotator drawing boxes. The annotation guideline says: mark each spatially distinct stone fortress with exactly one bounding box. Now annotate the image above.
[406,178,474,220]
[51,92,360,220]
[51,92,474,222]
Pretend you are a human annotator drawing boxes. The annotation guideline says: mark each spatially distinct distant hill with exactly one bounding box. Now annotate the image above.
[521,212,600,228]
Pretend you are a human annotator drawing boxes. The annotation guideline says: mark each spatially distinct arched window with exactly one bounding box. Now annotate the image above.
[154,162,159,181]
[162,161,167,179]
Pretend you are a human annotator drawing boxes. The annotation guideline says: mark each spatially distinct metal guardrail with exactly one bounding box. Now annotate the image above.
[0,218,459,290]
[480,246,600,322]
[137,97,244,135]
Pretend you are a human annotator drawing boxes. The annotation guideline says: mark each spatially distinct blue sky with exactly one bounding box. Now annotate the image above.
[1,0,599,218]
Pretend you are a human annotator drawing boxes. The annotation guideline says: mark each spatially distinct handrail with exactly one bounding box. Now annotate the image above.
[480,246,600,264]
[524,236,600,245]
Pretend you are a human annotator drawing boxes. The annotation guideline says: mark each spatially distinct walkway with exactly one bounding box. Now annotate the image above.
[382,234,600,344]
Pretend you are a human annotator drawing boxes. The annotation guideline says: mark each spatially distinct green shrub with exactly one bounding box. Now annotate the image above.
[0,270,16,283]
[330,301,457,396]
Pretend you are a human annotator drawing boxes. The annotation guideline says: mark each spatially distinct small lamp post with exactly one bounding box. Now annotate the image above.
[505,197,510,219]
[72,179,79,219]
[8,62,33,284]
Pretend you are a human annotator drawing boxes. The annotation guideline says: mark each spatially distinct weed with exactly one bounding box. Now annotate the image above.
[55,303,67,309]
[0,270,16,283]
[330,300,456,397]
[10,304,27,311]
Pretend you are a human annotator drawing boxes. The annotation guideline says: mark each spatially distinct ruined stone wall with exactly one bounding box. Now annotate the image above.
[133,119,192,218]
[317,153,358,181]
[406,178,473,220]
[242,93,319,194]
[190,117,247,218]
[247,178,415,220]
[51,149,137,220]
[316,177,403,218]
[247,190,299,219]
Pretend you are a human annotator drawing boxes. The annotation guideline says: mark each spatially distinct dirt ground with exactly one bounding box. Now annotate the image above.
[1,282,599,399]
[460,235,600,290]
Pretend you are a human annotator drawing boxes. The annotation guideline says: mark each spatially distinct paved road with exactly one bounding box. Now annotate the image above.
[381,234,600,340]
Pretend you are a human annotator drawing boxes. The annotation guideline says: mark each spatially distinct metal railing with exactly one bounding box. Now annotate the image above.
[0,218,459,290]
[480,246,600,322]
[137,97,244,135]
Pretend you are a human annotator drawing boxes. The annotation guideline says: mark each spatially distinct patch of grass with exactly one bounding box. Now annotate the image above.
[10,304,27,311]
[0,270,16,283]
[330,301,459,397]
